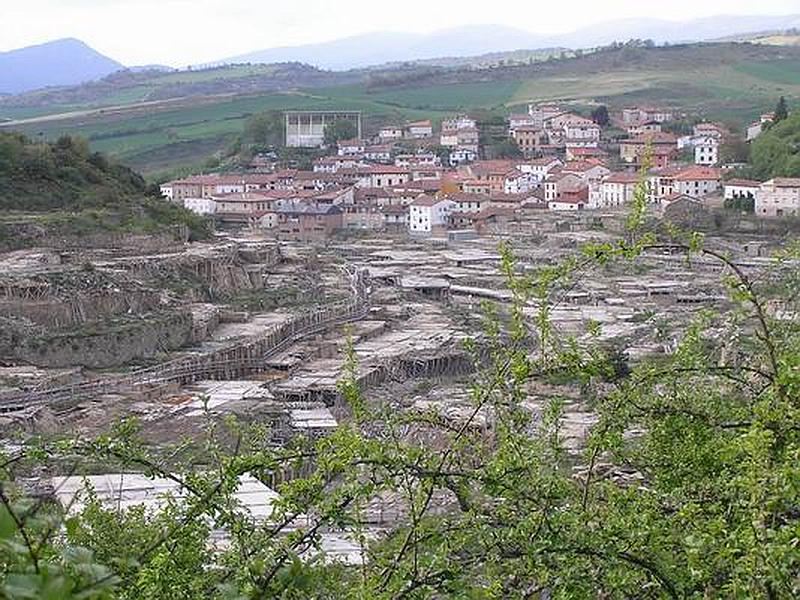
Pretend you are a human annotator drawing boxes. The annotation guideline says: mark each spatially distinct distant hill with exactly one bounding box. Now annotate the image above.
[0,38,123,94]
[219,15,800,70]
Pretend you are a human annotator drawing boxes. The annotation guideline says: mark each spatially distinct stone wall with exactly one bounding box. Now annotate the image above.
[8,311,193,369]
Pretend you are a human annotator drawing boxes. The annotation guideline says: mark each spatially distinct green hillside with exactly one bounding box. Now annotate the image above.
[2,42,799,174]
[0,132,211,246]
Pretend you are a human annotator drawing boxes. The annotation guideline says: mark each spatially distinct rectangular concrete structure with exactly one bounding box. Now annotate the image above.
[285,111,362,148]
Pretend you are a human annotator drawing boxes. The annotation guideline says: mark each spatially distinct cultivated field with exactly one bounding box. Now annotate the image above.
[2,43,799,174]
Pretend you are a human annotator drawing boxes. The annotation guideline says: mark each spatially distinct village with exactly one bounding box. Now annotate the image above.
[158,103,797,243]
[2,102,796,506]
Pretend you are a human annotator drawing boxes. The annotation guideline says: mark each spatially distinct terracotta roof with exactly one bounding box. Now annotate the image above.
[770,178,800,188]
[673,167,721,182]
[625,132,677,145]
[724,179,761,187]
[411,194,449,207]
[604,172,640,184]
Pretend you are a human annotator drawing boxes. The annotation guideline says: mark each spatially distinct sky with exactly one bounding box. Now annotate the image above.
[1,0,799,66]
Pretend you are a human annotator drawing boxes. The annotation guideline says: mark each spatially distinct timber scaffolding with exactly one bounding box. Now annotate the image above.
[0,269,371,413]
[272,348,478,405]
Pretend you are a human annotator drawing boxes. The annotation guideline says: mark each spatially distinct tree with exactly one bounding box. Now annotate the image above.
[774,96,789,123]
[591,105,610,126]
[489,138,522,159]
[323,119,358,147]
[242,110,284,149]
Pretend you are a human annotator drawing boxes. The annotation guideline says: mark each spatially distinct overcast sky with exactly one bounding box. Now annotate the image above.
[2,0,799,66]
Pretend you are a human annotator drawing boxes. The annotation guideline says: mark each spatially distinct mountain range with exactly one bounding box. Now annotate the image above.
[3,14,800,94]
[0,38,123,95]
[221,14,800,70]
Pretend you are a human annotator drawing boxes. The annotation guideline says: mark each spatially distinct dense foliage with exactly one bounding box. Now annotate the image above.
[0,132,212,240]
[750,108,800,179]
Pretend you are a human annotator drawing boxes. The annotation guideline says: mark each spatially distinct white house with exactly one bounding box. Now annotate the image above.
[183,197,216,215]
[449,148,476,166]
[755,178,800,218]
[409,195,456,235]
[406,120,433,139]
[672,167,722,199]
[337,139,366,156]
[599,172,639,208]
[379,126,404,141]
[508,113,536,132]
[563,117,601,146]
[159,182,174,200]
[746,113,775,142]
[528,103,563,128]
[369,166,410,188]
[504,169,535,194]
[520,156,563,183]
[723,179,760,202]
[693,136,720,166]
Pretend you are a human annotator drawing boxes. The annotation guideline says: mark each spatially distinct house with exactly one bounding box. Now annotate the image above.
[755,178,800,218]
[599,172,640,208]
[313,156,362,173]
[746,113,775,142]
[693,136,720,166]
[363,144,393,163]
[381,204,409,231]
[511,125,546,156]
[723,179,761,201]
[548,190,588,211]
[368,166,410,188]
[528,103,563,128]
[447,192,487,214]
[183,197,216,215]
[623,107,674,125]
[628,121,662,136]
[566,146,608,162]
[504,169,536,194]
[462,180,492,195]
[442,115,477,132]
[337,138,366,156]
[693,122,726,140]
[562,161,611,185]
[465,160,518,193]
[620,132,678,165]
[456,127,480,153]
[406,120,433,139]
[343,204,383,230]
[378,126,404,141]
[544,172,585,203]
[449,148,477,166]
[672,166,721,199]
[213,192,278,222]
[441,116,479,153]
[563,116,601,146]
[519,156,563,183]
[508,113,537,131]
[408,195,456,235]
[276,201,343,241]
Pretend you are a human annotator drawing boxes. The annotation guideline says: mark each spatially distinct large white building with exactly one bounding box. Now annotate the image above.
[408,195,455,235]
[285,111,362,148]
[755,178,800,218]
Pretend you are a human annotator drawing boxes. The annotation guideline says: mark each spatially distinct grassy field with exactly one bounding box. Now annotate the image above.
[2,45,798,174]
